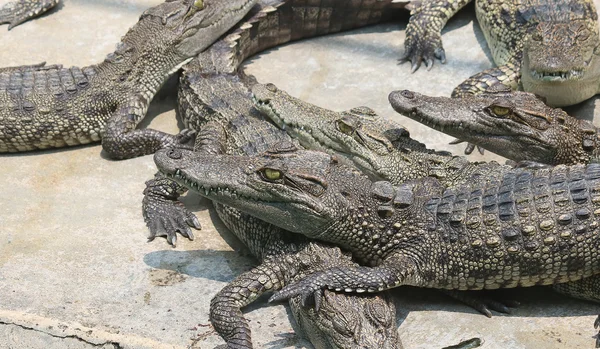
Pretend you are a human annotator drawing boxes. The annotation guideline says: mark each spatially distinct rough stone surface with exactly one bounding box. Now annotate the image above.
[0,1,599,348]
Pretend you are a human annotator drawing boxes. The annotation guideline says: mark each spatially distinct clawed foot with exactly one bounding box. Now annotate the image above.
[143,177,201,247]
[449,138,484,155]
[0,0,59,29]
[399,15,446,72]
[443,290,520,318]
[269,272,327,311]
[172,128,196,148]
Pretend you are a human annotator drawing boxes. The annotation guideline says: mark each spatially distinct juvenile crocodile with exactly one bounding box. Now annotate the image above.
[0,0,256,159]
[1,0,58,29]
[401,0,600,107]
[154,147,600,319]
[389,88,600,165]
[251,82,511,189]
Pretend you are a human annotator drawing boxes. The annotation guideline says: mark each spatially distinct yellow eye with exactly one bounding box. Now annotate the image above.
[337,120,354,135]
[263,168,283,181]
[194,0,204,9]
[491,106,511,116]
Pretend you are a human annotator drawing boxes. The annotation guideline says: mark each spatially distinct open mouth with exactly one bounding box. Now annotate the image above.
[530,69,584,81]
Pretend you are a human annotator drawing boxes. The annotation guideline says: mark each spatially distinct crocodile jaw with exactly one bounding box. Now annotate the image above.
[521,49,600,107]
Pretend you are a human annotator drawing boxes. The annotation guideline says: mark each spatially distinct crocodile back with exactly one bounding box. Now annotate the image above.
[413,163,600,289]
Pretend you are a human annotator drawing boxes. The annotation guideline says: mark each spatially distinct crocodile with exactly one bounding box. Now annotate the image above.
[154,145,600,345]
[1,0,58,29]
[0,0,256,159]
[389,88,600,166]
[252,81,600,317]
[142,64,402,348]
[401,0,600,107]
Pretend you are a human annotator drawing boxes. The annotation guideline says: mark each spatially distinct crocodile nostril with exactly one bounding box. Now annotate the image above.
[400,90,414,99]
[167,148,182,159]
[265,83,278,92]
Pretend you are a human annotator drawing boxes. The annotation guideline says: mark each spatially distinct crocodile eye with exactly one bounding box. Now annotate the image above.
[194,0,204,9]
[336,120,355,135]
[261,168,283,181]
[489,105,511,117]
[578,32,590,41]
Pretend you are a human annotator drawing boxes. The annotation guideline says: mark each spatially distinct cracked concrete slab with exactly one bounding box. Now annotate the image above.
[0,1,599,348]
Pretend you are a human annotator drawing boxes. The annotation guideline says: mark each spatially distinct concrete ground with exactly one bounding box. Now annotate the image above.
[0,0,599,348]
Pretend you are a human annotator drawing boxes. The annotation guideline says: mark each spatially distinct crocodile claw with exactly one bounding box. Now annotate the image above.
[269,272,326,311]
[461,143,485,155]
[143,176,201,247]
[0,0,58,29]
[174,128,197,146]
[400,13,446,73]
[442,290,519,318]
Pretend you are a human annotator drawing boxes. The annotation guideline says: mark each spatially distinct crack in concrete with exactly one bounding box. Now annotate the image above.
[0,321,124,349]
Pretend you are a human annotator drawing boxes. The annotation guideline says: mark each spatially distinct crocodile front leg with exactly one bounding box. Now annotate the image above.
[211,259,288,349]
[0,0,58,29]
[400,0,472,72]
[142,122,226,245]
[269,252,418,309]
[452,63,521,98]
[143,173,200,247]
[101,96,196,159]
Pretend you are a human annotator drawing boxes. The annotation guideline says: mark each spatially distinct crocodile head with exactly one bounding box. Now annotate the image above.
[138,0,257,59]
[521,20,600,106]
[154,145,374,239]
[292,288,401,349]
[389,89,596,165]
[252,83,427,183]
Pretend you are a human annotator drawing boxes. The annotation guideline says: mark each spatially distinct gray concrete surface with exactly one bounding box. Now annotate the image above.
[0,1,599,348]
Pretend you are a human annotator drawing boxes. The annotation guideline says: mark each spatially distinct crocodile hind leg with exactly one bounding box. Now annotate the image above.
[400,0,472,72]
[0,0,58,29]
[101,97,196,159]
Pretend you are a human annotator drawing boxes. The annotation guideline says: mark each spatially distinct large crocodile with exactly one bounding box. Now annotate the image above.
[154,145,600,345]
[389,87,600,166]
[0,0,256,159]
[0,0,58,29]
[251,81,600,317]
[401,0,600,107]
